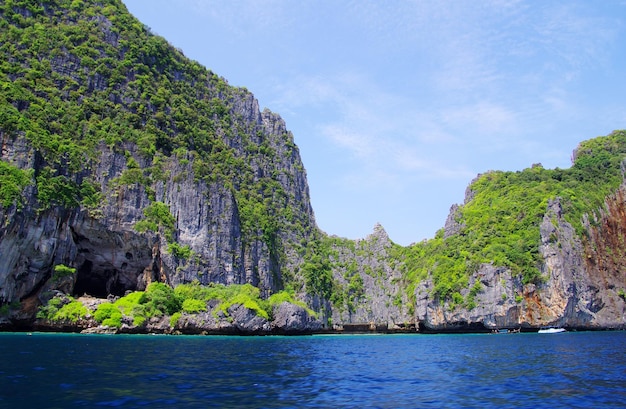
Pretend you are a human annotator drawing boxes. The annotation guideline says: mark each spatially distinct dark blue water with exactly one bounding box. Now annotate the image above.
[0,331,624,408]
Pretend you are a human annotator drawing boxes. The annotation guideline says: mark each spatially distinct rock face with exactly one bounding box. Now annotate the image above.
[173,304,272,335]
[326,224,411,330]
[0,1,316,317]
[410,186,626,332]
[413,264,523,332]
[1,125,314,303]
[579,184,626,326]
[270,302,323,334]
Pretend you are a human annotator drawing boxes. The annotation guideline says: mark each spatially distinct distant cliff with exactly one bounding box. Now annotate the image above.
[0,0,624,333]
[330,132,626,332]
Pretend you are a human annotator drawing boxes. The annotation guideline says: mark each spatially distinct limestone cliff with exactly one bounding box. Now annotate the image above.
[408,157,626,332]
[324,136,625,332]
[0,0,316,324]
[325,224,411,330]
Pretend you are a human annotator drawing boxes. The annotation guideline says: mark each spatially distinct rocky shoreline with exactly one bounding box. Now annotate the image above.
[2,286,624,336]
[2,314,622,336]
[1,325,622,336]
[1,313,322,337]
[0,293,323,336]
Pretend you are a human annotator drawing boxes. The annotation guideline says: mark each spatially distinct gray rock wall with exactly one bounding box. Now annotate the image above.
[409,192,626,331]
[0,90,316,307]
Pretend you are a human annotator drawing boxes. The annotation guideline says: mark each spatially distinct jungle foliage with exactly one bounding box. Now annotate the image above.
[87,282,312,328]
[0,0,312,264]
[396,130,626,302]
[38,281,311,328]
[36,296,88,323]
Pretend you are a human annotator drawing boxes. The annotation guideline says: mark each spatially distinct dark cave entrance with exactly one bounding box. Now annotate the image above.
[69,226,156,299]
[72,259,140,299]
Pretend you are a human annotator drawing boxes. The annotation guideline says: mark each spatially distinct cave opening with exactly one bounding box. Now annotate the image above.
[72,259,138,298]
[69,226,154,299]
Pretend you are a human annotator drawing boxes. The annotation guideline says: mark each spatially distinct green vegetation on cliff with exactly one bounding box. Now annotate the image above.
[398,130,626,303]
[0,0,313,269]
[0,161,31,208]
[37,296,88,323]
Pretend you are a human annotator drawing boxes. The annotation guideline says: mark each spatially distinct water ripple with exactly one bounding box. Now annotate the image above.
[0,332,624,408]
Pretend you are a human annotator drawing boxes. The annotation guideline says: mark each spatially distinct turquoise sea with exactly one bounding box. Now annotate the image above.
[0,331,624,408]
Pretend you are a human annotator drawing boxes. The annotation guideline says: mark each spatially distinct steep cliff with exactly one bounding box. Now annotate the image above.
[0,0,317,327]
[324,225,411,330]
[402,133,626,331]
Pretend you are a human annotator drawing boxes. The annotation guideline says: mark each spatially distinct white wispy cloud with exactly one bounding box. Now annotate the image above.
[271,66,492,189]
[440,102,518,140]
[181,0,622,191]
[180,0,312,42]
[321,124,376,159]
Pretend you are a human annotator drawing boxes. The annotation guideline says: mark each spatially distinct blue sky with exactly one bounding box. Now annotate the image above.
[123,0,626,246]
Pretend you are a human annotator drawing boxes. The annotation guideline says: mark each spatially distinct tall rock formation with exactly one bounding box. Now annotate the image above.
[406,144,626,331]
[0,0,316,311]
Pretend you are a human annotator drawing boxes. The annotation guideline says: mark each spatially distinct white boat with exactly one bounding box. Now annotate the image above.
[538,327,566,334]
